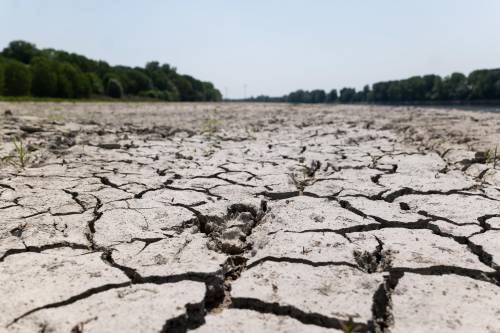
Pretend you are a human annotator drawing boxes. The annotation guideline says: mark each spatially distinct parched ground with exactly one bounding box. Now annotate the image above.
[0,102,500,333]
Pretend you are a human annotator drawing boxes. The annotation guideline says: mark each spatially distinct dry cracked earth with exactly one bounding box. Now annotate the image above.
[0,102,500,333]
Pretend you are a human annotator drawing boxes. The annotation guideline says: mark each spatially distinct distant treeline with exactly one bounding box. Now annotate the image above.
[247,69,500,104]
[0,40,222,101]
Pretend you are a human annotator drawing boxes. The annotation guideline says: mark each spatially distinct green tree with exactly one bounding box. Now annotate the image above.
[145,61,172,91]
[287,90,307,103]
[31,57,58,97]
[423,75,441,100]
[0,40,222,101]
[4,60,31,96]
[64,63,89,98]
[310,89,326,103]
[444,72,469,100]
[372,82,389,102]
[362,85,371,102]
[202,82,222,101]
[495,80,500,99]
[2,40,39,64]
[387,83,402,102]
[173,75,195,101]
[404,76,426,101]
[107,78,123,98]
[326,89,338,103]
[469,69,500,99]
[339,88,356,103]
[55,63,89,98]
[86,72,104,95]
[124,69,152,95]
[0,63,4,95]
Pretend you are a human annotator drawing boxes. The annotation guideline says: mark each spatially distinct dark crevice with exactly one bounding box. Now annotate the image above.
[0,183,15,191]
[256,191,320,201]
[371,271,403,333]
[281,223,383,237]
[389,266,500,287]
[7,282,132,327]
[0,242,90,262]
[134,185,166,199]
[231,297,370,332]
[383,186,499,203]
[9,271,224,329]
[163,202,268,331]
[96,176,125,191]
[246,256,361,271]
[63,189,88,212]
[100,250,143,283]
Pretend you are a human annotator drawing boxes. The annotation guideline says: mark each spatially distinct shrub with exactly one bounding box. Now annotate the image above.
[139,89,162,99]
[86,72,104,95]
[0,63,4,95]
[4,60,31,96]
[56,72,73,98]
[125,69,152,95]
[31,57,58,97]
[107,78,123,98]
[56,63,90,98]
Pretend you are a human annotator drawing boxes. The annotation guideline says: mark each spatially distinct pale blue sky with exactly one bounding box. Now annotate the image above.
[1,0,500,98]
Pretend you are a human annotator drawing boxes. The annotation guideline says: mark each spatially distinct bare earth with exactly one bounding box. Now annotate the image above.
[1,102,500,333]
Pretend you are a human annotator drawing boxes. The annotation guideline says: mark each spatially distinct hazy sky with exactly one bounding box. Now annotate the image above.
[1,0,500,98]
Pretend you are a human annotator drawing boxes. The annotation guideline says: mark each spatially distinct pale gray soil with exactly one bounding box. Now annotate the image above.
[0,102,499,333]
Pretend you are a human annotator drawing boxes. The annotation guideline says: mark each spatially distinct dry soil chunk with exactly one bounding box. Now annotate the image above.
[247,230,359,267]
[0,249,127,328]
[259,196,378,233]
[195,309,338,333]
[350,228,493,271]
[392,273,500,333]
[469,230,500,268]
[231,261,382,323]
[112,234,227,276]
[8,282,205,333]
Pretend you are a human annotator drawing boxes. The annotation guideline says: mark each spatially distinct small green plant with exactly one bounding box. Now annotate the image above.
[245,125,257,139]
[485,146,498,169]
[2,137,31,168]
[202,116,219,135]
[341,317,361,333]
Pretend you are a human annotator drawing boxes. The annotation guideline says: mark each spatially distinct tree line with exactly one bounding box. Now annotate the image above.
[0,40,222,101]
[246,69,500,104]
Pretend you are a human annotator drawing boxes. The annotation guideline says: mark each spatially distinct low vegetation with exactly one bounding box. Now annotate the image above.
[1,137,31,168]
[202,116,220,136]
[486,146,498,169]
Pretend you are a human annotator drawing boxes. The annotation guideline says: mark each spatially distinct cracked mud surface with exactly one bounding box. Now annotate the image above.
[1,102,500,333]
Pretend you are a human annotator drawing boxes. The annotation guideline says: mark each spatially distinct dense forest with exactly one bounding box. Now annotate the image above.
[0,40,222,101]
[247,69,500,104]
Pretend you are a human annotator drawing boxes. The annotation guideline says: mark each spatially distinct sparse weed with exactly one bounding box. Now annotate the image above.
[245,126,257,139]
[485,146,498,169]
[202,116,219,135]
[1,137,31,168]
[341,317,361,333]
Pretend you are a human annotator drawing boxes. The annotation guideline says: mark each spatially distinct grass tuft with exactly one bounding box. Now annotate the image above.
[202,116,219,136]
[1,137,31,168]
